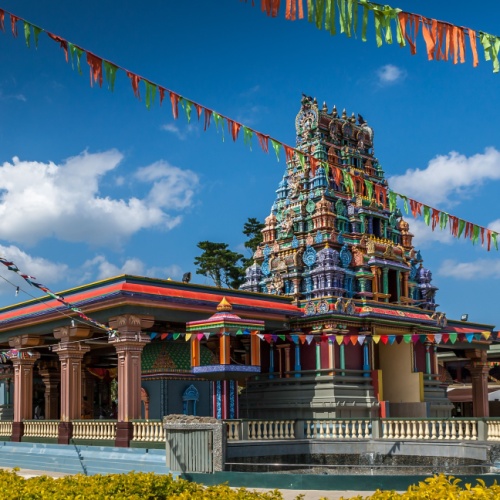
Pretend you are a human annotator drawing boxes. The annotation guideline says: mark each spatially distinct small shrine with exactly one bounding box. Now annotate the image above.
[186,297,265,419]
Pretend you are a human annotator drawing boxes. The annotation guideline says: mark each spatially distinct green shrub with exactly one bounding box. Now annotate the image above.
[0,470,283,500]
[340,475,500,500]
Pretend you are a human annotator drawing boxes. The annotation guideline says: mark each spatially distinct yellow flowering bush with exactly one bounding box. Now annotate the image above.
[341,475,500,500]
[0,470,283,500]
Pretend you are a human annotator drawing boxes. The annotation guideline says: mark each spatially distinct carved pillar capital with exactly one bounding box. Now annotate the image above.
[54,325,92,343]
[109,314,154,339]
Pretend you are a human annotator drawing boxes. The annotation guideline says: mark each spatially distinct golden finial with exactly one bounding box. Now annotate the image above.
[217,297,232,312]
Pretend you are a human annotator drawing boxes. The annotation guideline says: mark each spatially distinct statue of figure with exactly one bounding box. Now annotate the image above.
[281,212,294,235]
[270,273,284,295]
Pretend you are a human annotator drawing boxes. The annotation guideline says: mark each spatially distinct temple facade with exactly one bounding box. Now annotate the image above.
[0,96,494,447]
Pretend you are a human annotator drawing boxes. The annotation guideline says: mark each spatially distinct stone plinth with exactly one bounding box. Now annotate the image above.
[164,414,226,473]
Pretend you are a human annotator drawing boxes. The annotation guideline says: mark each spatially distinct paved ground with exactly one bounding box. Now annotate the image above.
[0,468,389,499]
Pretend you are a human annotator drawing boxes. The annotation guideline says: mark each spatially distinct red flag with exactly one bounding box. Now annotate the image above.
[285,0,303,20]
[409,199,422,217]
[487,229,492,251]
[127,71,141,98]
[0,10,5,32]
[158,87,166,105]
[284,145,295,162]
[421,17,437,60]
[86,52,103,87]
[310,157,320,176]
[170,92,180,119]
[227,119,242,141]
[431,208,440,230]
[195,103,203,121]
[204,108,212,130]
[47,33,69,62]
[469,29,479,67]
[10,14,19,37]
[398,12,420,56]
[256,132,269,153]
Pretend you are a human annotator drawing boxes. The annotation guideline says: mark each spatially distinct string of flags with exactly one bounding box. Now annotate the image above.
[0,7,497,250]
[0,256,118,337]
[245,0,500,73]
[148,329,497,345]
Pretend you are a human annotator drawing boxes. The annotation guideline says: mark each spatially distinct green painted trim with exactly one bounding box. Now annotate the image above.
[130,441,164,449]
[181,472,499,492]
[21,437,58,444]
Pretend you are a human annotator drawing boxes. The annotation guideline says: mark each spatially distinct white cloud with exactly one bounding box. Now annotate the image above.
[136,160,198,211]
[0,151,199,248]
[389,147,500,207]
[160,122,196,140]
[404,218,455,248]
[377,64,406,84]
[439,258,500,280]
[490,219,500,233]
[80,256,183,283]
[0,244,68,285]
[81,255,145,282]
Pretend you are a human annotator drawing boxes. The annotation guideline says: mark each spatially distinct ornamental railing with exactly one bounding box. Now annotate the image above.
[72,419,116,441]
[381,418,478,441]
[225,418,500,442]
[23,419,59,439]
[0,420,12,437]
[132,419,165,442]
[304,419,372,439]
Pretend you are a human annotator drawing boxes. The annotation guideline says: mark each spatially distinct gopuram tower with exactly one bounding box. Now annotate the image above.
[241,95,438,312]
[239,96,453,420]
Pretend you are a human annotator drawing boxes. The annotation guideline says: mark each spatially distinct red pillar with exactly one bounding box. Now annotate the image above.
[9,335,43,442]
[11,353,40,441]
[466,349,490,418]
[109,314,153,448]
[53,325,91,444]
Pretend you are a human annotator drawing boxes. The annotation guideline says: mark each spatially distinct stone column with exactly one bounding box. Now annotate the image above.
[9,335,43,442]
[53,326,91,444]
[109,314,153,447]
[402,272,409,300]
[466,349,490,418]
[37,360,60,420]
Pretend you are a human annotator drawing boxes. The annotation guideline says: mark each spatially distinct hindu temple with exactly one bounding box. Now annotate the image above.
[0,96,494,449]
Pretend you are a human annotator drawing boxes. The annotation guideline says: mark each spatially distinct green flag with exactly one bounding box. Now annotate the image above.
[271,139,281,161]
[388,190,397,212]
[423,205,430,226]
[316,0,325,29]
[243,126,253,149]
[69,44,84,74]
[492,232,498,250]
[213,112,225,141]
[457,219,465,238]
[439,212,449,230]
[472,225,480,245]
[103,61,119,92]
[364,179,373,200]
[23,22,31,48]
[181,99,192,122]
[144,81,157,109]
[297,152,306,169]
[307,0,315,23]
[33,26,42,48]
[325,0,336,35]
[480,32,500,73]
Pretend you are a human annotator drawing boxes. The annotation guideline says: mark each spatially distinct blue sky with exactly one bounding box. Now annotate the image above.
[0,0,498,327]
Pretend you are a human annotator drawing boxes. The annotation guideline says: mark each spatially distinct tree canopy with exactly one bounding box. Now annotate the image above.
[194,218,264,289]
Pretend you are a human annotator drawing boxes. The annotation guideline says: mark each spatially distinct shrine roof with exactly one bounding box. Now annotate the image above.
[0,275,301,341]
